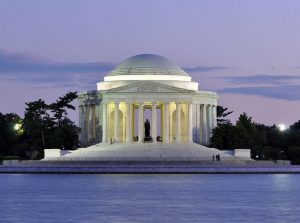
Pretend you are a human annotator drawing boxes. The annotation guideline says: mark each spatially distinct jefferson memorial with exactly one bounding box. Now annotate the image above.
[79,54,217,145]
[44,54,250,160]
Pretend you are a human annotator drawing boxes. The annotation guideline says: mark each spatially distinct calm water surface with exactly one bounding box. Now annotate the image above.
[1,174,300,223]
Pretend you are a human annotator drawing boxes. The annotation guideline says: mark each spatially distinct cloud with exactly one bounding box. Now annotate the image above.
[0,50,115,73]
[183,66,229,73]
[0,49,117,89]
[219,74,300,85]
[219,85,300,101]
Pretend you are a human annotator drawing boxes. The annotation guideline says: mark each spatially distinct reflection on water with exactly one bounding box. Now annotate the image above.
[1,174,300,223]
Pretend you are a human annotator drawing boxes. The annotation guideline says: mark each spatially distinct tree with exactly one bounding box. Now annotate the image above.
[24,99,52,151]
[49,92,78,126]
[22,92,79,157]
[210,121,238,150]
[49,118,80,150]
[286,120,300,148]
[0,113,23,156]
[287,146,300,164]
[217,105,233,124]
[49,92,78,149]
[235,113,256,149]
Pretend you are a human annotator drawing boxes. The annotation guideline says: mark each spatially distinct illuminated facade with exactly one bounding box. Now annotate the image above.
[78,54,218,146]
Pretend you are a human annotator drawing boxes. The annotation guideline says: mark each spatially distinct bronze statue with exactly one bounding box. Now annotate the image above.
[144,119,150,137]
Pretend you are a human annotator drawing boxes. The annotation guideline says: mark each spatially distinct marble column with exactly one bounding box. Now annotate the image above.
[164,102,170,143]
[92,105,96,140]
[175,102,181,143]
[96,104,101,142]
[208,105,213,139]
[188,103,193,143]
[83,105,88,143]
[79,105,83,142]
[131,103,135,140]
[138,103,144,142]
[212,105,217,129]
[160,104,164,140]
[197,104,202,144]
[151,102,157,143]
[102,102,107,142]
[114,102,119,142]
[202,104,207,145]
[126,102,131,143]
[88,105,93,141]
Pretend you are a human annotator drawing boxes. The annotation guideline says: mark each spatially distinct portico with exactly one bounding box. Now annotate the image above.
[82,95,217,145]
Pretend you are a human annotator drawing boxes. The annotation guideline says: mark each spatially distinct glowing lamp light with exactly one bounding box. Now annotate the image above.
[14,123,21,131]
[278,124,287,132]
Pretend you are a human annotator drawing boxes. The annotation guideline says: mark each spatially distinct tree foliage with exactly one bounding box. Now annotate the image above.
[211,106,300,161]
[0,113,23,156]
[217,105,233,124]
[0,92,79,160]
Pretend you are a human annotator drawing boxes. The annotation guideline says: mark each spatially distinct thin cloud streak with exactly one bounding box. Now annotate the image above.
[183,66,230,73]
[0,50,116,74]
[219,74,300,85]
[0,49,114,89]
[219,85,300,101]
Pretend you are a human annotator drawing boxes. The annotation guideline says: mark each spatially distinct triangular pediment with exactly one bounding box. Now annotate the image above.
[107,81,193,93]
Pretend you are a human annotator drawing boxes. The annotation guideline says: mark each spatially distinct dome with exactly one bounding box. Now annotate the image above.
[107,54,189,77]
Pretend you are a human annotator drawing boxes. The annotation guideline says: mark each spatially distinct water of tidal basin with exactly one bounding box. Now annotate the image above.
[1,174,300,223]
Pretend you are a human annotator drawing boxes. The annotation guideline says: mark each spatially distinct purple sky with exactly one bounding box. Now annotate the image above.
[0,0,300,126]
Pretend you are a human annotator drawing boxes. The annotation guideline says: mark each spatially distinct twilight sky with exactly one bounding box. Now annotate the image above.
[0,0,300,126]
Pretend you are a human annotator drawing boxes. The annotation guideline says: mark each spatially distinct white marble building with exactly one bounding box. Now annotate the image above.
[78,54,218,146]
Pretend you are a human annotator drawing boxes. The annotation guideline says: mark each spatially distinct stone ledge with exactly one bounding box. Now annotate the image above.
[0,165,299,174]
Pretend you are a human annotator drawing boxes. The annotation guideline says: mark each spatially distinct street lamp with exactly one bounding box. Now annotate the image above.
[14,123,22,145]
[277,123,289,160]
[14,123,21,131]
[278,123,287,132]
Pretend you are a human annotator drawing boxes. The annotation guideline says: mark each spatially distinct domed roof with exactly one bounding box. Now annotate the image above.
[107,54,189,77]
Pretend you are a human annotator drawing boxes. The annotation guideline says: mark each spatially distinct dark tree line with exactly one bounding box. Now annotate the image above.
[210,106,300,164]
[0,92,79,160]
[1,100,300,163]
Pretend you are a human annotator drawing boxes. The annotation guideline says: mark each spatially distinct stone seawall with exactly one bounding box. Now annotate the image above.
[0,161,299,174]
